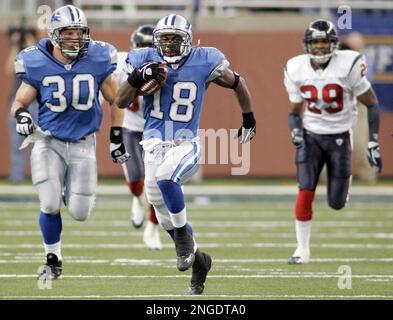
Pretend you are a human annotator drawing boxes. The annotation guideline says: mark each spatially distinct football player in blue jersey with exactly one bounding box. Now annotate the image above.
[10,5,129,280]
[115,14,256,295]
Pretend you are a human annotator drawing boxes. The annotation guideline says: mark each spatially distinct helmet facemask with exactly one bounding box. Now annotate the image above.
[303,19,339,65]
[154,29,191,64]
[49,26,90,59]
[304,37,338,64]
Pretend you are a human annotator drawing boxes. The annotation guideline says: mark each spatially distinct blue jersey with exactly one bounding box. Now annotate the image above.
[15,38,117,141]
[125,47,228,140]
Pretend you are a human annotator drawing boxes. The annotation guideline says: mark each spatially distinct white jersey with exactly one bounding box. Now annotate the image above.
[284,50,371,134]
[114,51,145,132]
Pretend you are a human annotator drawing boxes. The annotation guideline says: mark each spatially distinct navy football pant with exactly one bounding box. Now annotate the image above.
[296,130,351,210]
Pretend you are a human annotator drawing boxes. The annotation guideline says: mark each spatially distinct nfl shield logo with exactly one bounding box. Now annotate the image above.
[65,64,72,71]
[336,139,343,146]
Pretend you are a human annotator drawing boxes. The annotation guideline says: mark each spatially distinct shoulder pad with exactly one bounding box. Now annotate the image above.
[285,54,309,78]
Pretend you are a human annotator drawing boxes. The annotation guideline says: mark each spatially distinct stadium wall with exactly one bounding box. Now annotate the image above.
[0,30,392,178]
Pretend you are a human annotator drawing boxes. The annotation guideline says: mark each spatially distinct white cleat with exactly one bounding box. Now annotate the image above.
[143,221,163,250]
[131,195,147,228]
[288,247,310,264]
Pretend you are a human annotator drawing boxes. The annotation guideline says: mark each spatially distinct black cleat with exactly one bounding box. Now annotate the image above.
[188,250,212,295]
[37,253,62,280]
[174,226,195,271]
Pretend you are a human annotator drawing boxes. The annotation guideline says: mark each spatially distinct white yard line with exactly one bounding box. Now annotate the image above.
[1,257,393,264]
[1,242,393,249]
[0,185,392,196]
[2,231,393,239]
[3,220,393,228]
[1,274,393,279]
[1,294,392,299]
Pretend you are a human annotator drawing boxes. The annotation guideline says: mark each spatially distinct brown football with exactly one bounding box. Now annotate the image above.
[136,64,168,96]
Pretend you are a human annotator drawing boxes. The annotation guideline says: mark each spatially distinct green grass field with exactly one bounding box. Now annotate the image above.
[1,185,393,300]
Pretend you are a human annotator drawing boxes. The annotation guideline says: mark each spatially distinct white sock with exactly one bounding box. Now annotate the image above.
[295,220,311,250]
[169,207,187,228]
[44,241,62,261]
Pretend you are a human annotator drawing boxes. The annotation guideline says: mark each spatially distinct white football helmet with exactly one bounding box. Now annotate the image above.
[48,5,90,59]
[153,14,192,64]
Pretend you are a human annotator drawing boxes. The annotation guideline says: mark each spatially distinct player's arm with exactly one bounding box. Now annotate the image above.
[213,68,256,143]
[101,74,130,164]
[114,62,167,109]
[10,81,37,136]
[356,87,382,173]
[284,65,305,148]
[288,102,305,148]
[115,80,138,109]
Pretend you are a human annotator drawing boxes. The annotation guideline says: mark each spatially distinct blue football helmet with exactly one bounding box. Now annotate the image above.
[303,19,339,64]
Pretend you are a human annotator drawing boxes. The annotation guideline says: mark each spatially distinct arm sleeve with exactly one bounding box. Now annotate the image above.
[123,55,136,75]
[102,44,118,82]
[113,52,129,86]
[348,54,371,96]
[14,51,39,90]
[206,48,230,83]
[284,66,303,103]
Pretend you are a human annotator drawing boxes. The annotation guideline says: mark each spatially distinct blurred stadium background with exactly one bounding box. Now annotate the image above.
[0,0,392,178]
[0,0,393,300]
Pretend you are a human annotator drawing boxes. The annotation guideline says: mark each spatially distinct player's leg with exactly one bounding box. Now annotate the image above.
[64,136,97,222]
[157,140,211,294]
[144,148,178,245]
[289,132,325,264]
[122,130,148,228]
[31,139,65,279]
[155,140,202,271]
[326,132,352,210]
[143,205,163,250]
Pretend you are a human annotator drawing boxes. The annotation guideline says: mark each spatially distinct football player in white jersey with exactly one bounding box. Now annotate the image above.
[284,19,382,264]
[114,24,162,250]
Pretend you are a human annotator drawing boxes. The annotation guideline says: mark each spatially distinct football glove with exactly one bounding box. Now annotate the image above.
[367,141,382,173]
[109,127,130,164]
[110,143,130,164]
[236,112,256,144]
[15,108,35,136]
[291,128,304,148]
[127,62,167,88]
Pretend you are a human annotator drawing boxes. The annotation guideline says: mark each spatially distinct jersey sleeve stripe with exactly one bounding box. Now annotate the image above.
[348,54,362,75]
[206,59,229,83]
[14,59,26,74]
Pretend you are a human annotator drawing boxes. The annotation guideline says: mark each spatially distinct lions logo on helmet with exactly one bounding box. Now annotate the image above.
[303,19,339,64]
[131,24,154,49]
[153,14,192,64]
[48,5,90,59]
